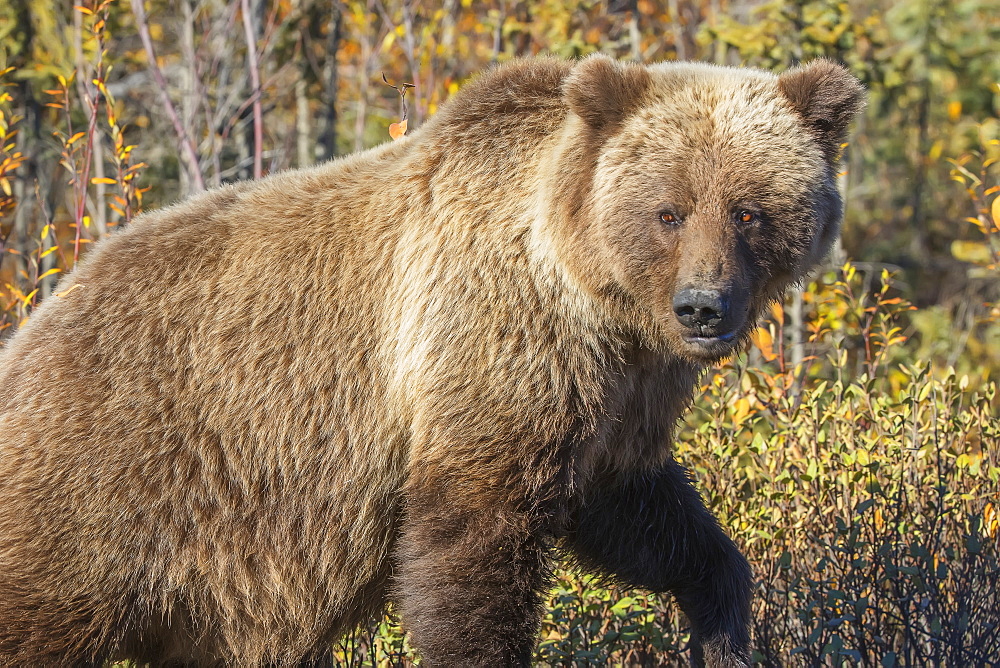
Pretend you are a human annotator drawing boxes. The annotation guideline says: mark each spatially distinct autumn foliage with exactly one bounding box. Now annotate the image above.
[0,0,998,665]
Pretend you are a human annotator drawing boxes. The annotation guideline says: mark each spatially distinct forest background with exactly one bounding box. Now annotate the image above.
[0,0,998,665]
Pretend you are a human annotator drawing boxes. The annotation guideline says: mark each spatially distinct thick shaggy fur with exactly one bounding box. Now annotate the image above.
[0,56,863,666]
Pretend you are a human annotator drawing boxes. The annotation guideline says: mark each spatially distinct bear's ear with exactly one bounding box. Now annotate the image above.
[778,60,866,162]
[563,55,652,131]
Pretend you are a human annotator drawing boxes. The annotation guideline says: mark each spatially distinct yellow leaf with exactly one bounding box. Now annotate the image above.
[947,100,962,121]
[951,240,991,264]
[37,267,62,280]
[751,326,777,362]
[928,140,944,162]
[41,224,51,239]
[66,131,87,146]
[732,397,751,425]
[992,195,1000,231]
[770,300,784,322]
[55,283,84,298]
[90,177,117,185]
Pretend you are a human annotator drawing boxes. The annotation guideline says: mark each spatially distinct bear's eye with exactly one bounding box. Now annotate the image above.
[736,210,758,224]
[659,211,680,225]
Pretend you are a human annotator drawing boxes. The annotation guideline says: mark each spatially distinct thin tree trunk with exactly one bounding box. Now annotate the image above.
[709,0,727,64]
[491,2,506,62]
[296,79,312,167]
[132,0,206,192]
[353,1,374,153]
[240,0,264,180]
[9,6,40,305]
[666,0,686,60]
[11,163,34,303]
[789,287,803,373]
[628,13,641,62]
[180,0,198,194]
[908,77,931,259]
[317,5,342,162]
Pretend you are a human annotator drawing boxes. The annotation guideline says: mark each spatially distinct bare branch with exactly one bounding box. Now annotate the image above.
[131,0,205,192]
[240,0,264,180]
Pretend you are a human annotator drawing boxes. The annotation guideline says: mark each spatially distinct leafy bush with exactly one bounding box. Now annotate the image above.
[3,2,997,666]
[317,266,999,666]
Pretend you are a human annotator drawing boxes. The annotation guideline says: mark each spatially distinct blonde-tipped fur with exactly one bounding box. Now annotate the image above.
[0,56,863,667]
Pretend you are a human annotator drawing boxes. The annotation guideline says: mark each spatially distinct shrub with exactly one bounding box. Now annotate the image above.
[2,4,996,664]
[324,266,999,666]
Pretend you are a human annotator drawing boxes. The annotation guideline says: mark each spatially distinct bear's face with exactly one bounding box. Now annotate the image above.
[557,57,864,363]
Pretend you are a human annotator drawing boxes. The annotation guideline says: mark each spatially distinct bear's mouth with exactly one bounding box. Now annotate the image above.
[679,328,741,360]
[684,329,737,343]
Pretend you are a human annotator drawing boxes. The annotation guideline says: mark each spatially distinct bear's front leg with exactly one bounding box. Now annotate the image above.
[567,460,752,668]
[396,467,553,667]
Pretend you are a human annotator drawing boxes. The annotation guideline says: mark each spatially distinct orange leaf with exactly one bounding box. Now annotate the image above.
[90,177,117,185]
[985,502,998,539]
[770,300,784,323]
[751,326,777,362]
[388,119,408,140]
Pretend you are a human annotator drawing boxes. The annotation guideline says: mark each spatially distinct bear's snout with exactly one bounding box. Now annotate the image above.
[673,287,728,331]
[672,285,746,357]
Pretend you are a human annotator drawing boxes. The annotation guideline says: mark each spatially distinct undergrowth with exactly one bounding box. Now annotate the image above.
[330,266,1000,667]
[2,6,997,665]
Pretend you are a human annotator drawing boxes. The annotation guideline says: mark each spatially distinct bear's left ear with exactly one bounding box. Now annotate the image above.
[778,60,866,163]
[563,55,652,131]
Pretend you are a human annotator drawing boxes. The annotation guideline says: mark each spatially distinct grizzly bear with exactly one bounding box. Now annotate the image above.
[0,55,863,667]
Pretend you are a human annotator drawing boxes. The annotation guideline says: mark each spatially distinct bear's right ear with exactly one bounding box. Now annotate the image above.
[563,55,652,131]
[778,60,866,163]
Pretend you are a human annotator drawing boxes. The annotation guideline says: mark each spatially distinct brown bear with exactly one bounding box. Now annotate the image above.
[0,55,863,667]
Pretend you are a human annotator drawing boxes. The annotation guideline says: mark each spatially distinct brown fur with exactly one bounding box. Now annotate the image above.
[0,56,863,667]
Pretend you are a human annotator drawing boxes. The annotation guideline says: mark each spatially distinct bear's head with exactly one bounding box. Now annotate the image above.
[546,55,865,363]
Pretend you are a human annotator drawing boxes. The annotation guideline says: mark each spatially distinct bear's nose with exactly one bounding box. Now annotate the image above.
[673,288,728,330]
